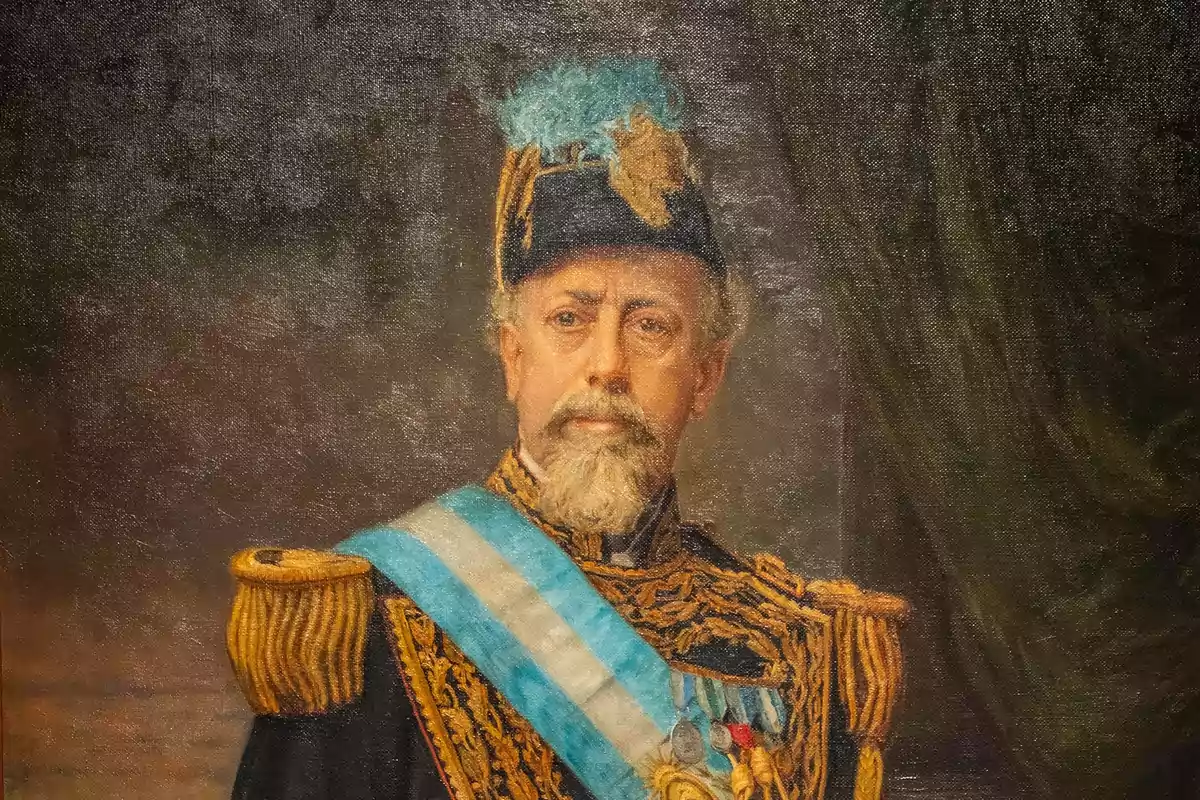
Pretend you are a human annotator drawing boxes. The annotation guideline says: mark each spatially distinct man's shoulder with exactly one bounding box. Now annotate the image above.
[225,546,377,717]
[676,523,911,621]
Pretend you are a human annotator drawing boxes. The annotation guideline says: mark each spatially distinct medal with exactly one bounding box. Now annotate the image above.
[669,719,705,765]
[708,720,733,753]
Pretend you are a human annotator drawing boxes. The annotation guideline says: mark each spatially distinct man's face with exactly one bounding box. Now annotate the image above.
[498,246,730,532]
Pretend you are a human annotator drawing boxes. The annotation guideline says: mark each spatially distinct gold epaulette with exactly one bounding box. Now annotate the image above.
[806,578,910,620]
[750,553,808,598]
[226,547,375,716]
[807,579,909,800]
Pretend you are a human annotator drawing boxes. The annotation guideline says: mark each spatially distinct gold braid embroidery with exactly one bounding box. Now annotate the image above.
[383,596,570,800]
[383,596,480,799]
[580,554,832,800]
[378,450,847,800]
[584,556,785,674]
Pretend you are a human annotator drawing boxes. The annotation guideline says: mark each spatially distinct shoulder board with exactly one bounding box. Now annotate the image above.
[226,547,374,715]
[805,578,910,620]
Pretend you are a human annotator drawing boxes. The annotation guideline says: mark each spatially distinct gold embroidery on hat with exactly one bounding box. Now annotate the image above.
[608,112,689,228]
[493,145,542,288]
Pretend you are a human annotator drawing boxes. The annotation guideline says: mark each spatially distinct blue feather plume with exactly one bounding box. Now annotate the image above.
[497,59,683,162]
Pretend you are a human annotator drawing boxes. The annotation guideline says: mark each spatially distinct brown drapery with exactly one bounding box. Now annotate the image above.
[749,1,1200,797]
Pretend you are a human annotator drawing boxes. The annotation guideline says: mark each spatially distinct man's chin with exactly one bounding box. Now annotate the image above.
[537,437,663,535]
[554,427,634,453]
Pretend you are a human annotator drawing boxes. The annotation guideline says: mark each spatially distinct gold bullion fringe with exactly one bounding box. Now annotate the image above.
[808,580,908,800]
[226,548,374,715]
[852,742,884,800]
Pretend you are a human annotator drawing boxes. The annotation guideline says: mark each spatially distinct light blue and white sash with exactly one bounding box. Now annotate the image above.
[334,485,732,800]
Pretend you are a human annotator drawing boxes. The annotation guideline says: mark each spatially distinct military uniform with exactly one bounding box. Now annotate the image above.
[226,60,909,800]
[228,451,908,800]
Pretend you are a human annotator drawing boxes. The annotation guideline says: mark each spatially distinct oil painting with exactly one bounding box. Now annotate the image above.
[1,2,1197,800]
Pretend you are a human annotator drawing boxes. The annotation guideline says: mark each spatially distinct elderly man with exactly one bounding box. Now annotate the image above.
[227,61,907,800]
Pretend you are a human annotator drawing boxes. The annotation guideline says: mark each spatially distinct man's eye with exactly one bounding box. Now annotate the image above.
[636,317,670,335]
[553,311,579,327]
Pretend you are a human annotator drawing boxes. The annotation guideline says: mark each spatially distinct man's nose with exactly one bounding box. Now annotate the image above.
[586,319,630,395]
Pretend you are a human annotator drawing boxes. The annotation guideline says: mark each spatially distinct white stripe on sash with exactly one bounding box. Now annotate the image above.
[396,502,668,766]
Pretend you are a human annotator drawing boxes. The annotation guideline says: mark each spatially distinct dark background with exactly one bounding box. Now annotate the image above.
[1,3,849,799]
[3,1,1197,799]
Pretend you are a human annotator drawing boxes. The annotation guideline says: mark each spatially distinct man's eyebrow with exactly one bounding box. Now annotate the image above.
[622,297,666,313]
[558,291,675,313]
[564,290,604,305]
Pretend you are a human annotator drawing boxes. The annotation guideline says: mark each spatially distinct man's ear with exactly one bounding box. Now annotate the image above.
[498,322,523,403]
[690,340,732,419]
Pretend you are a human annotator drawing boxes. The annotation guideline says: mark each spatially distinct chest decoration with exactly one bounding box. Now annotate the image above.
[340,485,833,800]
[227,462,908,800]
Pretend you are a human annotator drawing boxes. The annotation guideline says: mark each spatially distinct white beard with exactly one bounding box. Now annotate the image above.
[538,434,658,535]
[533,390,669,536]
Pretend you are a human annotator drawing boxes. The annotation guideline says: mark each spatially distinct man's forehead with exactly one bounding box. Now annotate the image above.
[519,248,707,302]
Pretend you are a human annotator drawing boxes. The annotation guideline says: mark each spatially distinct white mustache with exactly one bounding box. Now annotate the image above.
[543,391,658,446]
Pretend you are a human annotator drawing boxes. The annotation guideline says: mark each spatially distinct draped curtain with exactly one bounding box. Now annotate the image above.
[749,1,1200,797]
